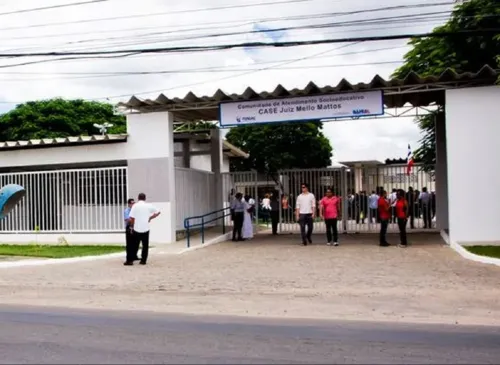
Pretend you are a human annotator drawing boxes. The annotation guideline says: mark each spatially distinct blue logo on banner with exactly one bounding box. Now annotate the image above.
[352,109,370,115]
[236,116,256,123]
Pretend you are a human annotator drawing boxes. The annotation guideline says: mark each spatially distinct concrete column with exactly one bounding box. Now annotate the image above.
[126,112,176,244]
[182,140,191,168]
[434,111,449,231]
[210,128,224,212]
[354,164,363,192]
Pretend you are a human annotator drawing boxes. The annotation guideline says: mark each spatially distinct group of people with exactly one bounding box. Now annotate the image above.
[229,193,256,241]
[123,193,161,266]
[347,187,436,228]
[295,184,411,248]
[229,182,416,248]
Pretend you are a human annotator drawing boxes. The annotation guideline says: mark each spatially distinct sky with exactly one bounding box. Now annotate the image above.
[0,0,456,163]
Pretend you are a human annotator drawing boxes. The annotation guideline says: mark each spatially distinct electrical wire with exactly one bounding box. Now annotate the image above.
[0,29,497,58]
[0,0,109,17]
[10,10,454,54]
[0,61,404,81]
[0,1,454,42]
[0,44,410,70]
[0,0,322,32]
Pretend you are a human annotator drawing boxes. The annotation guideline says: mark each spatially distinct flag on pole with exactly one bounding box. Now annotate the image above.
[407,144,414,175]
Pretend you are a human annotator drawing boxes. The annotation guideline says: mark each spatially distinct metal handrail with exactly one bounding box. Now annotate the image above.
[183,207,232,248]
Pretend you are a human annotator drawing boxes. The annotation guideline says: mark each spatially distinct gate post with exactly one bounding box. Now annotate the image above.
[341,167,348,233]
[251,169,259,233]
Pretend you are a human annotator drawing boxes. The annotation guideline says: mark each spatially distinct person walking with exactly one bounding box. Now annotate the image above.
[230,192,245,241]
[125,193,161,266]
[378,190,391,247]
[295,183,316,245]
[123,198,139,261]
[395,189,409,248]
[319,188,341,246]
[270,192,280,235]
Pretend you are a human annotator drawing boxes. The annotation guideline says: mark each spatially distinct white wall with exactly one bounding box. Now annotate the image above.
[174,167,215,230]
[190,154,231,172]
[0,143,128,168]
[446,86,500,245]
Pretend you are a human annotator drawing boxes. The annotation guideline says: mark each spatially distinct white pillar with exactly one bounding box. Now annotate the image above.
[126,112,176,244]
[210,129,224,213]
[354,164,363,192]
[435,112,449,231]
[445,86,500,245]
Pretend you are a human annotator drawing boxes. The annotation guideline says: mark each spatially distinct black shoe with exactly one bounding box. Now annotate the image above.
[302,241,307,246]
[307,237,312,244]
[123,261,133,266]
[139,261,146,265]
[232,238,237,242]
[380,243,390,247]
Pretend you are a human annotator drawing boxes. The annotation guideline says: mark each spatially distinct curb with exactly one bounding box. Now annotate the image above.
[177,232,232,254]
[441,230,500,267]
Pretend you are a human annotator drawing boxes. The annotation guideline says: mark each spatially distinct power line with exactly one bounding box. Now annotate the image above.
[0,0,320,32]
[0,13,449,55]
[0,44,409,70]
[95,42,362,100]
[0,29,497,58]
[1,11,449,55]
[0,61,403,81]
[0,0,109,17]
[0,1,454,42]
[15,10,454,53]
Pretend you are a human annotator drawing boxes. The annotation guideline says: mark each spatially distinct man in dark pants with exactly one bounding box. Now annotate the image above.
[378,190,391,247]
[123,198,139,261]
[296,183,316,245]
[125,193,161,266]
[270,192,280,235]
[419,187,432,229]
[406,187,415,229]
[231,193,245,241]
[319,188,340,246]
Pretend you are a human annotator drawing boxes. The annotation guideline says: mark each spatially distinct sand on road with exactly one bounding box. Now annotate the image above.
[0,233,498,326]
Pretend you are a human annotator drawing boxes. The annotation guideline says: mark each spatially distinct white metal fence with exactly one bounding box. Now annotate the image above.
[223,165,437,234]
[0,166,128,233]
[175,167,215,230]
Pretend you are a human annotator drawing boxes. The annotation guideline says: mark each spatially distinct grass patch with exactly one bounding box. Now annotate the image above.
[0,244,124,259]
[465,246,500,259]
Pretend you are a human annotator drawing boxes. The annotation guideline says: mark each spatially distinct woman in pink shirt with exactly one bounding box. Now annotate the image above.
[319,188,341,246]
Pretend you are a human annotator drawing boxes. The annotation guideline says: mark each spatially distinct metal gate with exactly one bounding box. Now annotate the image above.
[222,165,437,235]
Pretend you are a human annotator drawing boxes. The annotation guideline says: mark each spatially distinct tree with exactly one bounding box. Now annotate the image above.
[392,0,500,169]
[225,121,333,173]
[0,98,126,141]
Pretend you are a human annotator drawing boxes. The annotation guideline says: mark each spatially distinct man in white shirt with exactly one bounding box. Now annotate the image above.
[295,183,316,245]
[125,192,161,266]
[389,188,398,223]
[368,191,379,224]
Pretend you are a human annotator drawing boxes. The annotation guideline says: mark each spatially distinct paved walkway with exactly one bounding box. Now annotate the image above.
[0,232,499,326]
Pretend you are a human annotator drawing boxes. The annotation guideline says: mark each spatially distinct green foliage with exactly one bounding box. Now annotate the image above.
[392,0,500,169]
[0,98,126,141]
[225,121,333,173]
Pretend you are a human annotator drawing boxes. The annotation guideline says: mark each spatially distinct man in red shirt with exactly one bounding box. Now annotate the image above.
[319,188,341,246]
[378,190,391,247]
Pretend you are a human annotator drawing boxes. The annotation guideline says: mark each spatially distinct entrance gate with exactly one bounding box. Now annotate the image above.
[222,165,437,235]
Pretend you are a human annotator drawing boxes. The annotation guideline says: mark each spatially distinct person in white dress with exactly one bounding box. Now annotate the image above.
[242,196,255,240]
